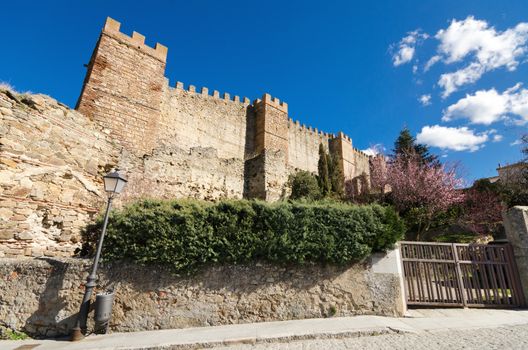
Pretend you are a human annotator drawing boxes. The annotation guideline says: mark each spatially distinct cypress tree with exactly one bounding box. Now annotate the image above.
[318,143,332,196]
[329,152,344,197]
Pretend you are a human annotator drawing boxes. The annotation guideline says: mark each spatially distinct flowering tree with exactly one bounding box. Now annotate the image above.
[462,187,503,236]
[387,153,465,240]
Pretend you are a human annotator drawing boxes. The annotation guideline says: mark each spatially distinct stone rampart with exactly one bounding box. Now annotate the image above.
[0,89,117,258]
[0,249,405,337]
[0,17,381,257]
[288,119,332,173]
[76,17,376,201]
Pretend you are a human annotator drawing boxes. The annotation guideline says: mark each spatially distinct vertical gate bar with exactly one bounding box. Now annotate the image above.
[424,261,433,302]
[476,246,488,304]
[403,261,411,302]
[408,260,416,302]
[486,247,499,304]
[433,256,444,303]
[400,245,410,304]
[490,247,502,304]
[435,257,446,303]
[416,261,425,302]
[462,263,473,304]
[468,246,480,305]
[481,257,492,305]
[496,247,510,305]
[506,244,525,306]
[408,261,416,302]
[472,262,483,304]
[442,262,453,303]
[452,244,467,306]
[431,255,442,302]
[504,254,517,306]
[411,259,418,303]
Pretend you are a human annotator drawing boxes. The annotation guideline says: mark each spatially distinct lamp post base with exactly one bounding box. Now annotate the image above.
[70,327,84,341]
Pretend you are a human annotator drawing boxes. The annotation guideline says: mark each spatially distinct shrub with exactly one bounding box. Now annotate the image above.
[82,200,404,273]
[289,171,321,200]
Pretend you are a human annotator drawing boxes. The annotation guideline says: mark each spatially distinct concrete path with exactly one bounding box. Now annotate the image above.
[3,309,528,350]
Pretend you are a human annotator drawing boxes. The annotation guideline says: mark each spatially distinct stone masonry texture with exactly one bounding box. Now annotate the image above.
[503,206,528,305]
[1,16,381,257]
[0,255,404,337]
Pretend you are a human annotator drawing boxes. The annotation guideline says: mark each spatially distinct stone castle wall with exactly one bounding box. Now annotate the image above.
[288,119,331,173]
[76,17,375,201]
[0,249,405,337]
[0,17,379,257]
[0,89,118,258]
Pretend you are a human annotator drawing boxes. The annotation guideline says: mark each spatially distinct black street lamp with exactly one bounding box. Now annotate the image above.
[71,170,127,341]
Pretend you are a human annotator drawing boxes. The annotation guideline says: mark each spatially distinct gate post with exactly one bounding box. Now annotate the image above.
[371,244,407,315]
[503,206,528,306]
[452,244,467,307]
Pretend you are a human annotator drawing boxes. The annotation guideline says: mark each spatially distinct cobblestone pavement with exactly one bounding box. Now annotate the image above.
[213,324,528,350]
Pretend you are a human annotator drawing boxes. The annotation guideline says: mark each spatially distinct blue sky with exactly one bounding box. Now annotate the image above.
[0,0,526,182]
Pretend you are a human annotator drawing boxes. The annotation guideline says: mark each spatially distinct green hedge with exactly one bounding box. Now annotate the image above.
[82,200,404,272]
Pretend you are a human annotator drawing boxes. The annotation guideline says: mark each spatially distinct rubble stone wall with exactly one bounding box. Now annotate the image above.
[0,249,405,337]
[0,89,117,258]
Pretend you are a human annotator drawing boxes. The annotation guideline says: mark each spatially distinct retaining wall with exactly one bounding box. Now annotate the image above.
[0,249,405,337]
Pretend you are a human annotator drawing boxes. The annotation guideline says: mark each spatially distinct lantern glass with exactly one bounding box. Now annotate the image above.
[104,176,118,192]
[103,171,127,194]
[114,177,127,194]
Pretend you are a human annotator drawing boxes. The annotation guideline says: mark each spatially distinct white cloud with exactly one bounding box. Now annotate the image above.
[424,55,441,71]
[443,83,528,125]
[511,139,522,146]
[392,30,429,66]
[416,125,489,152]
[492,134,503,142]
[433,16,528,97]
[362,143,385,156]
[438,62,484,98]
[419,94,432,106]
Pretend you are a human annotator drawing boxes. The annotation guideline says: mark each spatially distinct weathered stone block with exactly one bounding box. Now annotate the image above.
[504,206,528,306]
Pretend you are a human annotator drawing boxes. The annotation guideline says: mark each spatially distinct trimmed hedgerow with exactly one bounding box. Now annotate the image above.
[82,200,404,272]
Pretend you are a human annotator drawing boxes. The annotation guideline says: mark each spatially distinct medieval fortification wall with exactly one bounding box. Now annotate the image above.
[0,17,376,258]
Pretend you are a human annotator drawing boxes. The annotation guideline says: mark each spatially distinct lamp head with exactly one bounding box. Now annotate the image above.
[103,170,127,194]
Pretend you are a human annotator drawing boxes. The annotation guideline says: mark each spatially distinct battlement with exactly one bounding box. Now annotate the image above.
[254,93,288,113]
[174,81,251,105]
[288,118,334,139]
[76,16,376,201]
[352,147,371,158]
[102,17,168,63]
[335,131,352,144]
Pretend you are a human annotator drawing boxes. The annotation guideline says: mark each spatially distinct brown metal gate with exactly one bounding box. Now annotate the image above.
[400,241,525,308]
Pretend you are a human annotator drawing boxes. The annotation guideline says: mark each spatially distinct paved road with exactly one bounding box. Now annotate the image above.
[213,324,528,350]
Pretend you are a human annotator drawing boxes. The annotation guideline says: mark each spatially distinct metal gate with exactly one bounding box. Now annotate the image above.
[400,241,525,308]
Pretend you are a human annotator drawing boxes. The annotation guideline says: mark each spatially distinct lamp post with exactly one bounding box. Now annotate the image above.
[71,170,127,341]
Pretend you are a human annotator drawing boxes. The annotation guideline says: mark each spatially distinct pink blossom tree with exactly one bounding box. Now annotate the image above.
[387,153,465,240]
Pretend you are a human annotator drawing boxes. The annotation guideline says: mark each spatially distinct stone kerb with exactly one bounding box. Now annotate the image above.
[503,206,528,306]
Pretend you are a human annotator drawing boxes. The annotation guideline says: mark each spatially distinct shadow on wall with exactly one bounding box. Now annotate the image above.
[24,258,79,338]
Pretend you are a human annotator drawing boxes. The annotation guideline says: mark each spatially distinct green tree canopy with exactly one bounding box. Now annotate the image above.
[289,171,321,200]
[392,127,438,165]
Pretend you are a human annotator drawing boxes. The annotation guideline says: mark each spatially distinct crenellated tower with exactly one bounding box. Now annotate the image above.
[244,94,290,201]
[76,17,168,155]
[74,17,377,202]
